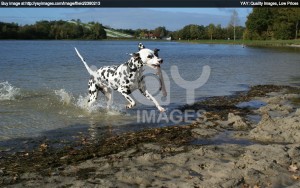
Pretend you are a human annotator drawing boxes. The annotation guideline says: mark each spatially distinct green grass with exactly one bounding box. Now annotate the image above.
[181,39,300,47]
[104,29,134,38]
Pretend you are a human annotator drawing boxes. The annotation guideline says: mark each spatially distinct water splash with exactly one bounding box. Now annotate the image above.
[54,89,73,105]
[75,93,124,114]
[54,89,104,112]
[54,88,127,116]
[76,94,90,110]
[0,81,20,101]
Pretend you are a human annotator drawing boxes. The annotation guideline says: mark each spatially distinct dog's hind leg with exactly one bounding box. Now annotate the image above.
[87,77,99,107]
[100,87,113,110]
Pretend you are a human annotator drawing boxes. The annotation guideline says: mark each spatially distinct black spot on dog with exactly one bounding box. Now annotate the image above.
[126,96,132,102]
[125,86,131,91]
[96,85,103,91]
[101,70,106,77]
[129,67,137,72]
[107,69,114,76]
[147,55,153,59]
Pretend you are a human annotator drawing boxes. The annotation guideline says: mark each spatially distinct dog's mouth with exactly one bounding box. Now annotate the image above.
[150,64,161,69]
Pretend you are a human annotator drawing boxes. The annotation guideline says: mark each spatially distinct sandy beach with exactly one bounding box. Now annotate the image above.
[1,85,300,187]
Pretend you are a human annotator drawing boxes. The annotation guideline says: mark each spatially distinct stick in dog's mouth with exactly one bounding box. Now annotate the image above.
[157,67,167,97]
[152,64,161,69]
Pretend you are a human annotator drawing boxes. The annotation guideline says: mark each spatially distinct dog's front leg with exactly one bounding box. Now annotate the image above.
[118,87,136,109]
[140,89,165,112]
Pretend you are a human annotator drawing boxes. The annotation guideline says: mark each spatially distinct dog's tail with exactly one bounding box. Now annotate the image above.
[74,47,97,77]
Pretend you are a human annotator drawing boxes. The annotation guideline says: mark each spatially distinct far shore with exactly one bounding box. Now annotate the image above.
[2,38,300,48]
[180,39,300,47]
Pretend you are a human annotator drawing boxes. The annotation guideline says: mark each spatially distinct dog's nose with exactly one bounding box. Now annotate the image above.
[158,59,163,64]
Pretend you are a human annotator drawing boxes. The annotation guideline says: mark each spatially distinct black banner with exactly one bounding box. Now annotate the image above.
[0,0,299,7]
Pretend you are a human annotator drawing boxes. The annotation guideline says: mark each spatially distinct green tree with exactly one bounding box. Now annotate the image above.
[245,8,275,40]
[180,25,190,39]
[189,25,199,39]
[214,24,226,39]
[177,24,205,40]
[153,26,167,39]
[35,20,51,39]
[18,24,38,39]
[273,8,300,39]
[90,22,106,39]
[207,23,216,40]
[245,8,300,40]
[0,22,19,39]
[0,20,108,40]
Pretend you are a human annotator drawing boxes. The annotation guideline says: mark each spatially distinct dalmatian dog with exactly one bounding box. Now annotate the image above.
[75,43,166,112]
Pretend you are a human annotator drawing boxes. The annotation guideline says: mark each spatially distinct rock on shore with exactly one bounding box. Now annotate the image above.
[249,93,300,143]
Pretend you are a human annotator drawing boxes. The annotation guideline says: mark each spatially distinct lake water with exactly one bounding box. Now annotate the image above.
[1,41,300,147]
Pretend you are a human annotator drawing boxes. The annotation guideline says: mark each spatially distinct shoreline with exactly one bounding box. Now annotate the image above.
[1,84,300,187]
[1,39,300,48]
[179,39,300,48]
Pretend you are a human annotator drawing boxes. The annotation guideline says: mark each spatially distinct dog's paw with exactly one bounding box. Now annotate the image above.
[158,106,166,112]
[125,104,134,109]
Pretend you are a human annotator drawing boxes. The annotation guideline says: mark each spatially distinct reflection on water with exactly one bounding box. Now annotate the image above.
[0,41,300,144]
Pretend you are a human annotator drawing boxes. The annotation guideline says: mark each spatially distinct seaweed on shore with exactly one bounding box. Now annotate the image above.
[0,123,197,185]
[181,85,298,120]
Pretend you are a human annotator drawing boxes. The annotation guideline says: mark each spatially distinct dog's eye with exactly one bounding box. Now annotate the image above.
[147,55,154,59]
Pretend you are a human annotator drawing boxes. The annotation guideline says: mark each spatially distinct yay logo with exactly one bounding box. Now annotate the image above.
[132,65,211,106]
[135,64,211,124]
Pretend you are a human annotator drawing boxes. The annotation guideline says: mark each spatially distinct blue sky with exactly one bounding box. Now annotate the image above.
[0,8,252,30]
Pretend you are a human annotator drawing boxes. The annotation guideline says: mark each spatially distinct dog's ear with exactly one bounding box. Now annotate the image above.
[154,48,160,57]
[138,43,145,51]
[132,52,140,60]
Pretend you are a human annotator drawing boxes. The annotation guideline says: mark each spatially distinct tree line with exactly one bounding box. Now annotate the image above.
[0,12,244,41]
[1,8,299,40]
[0,20,245,40]
[118,8,299,40]
[0,20,106,40]
[171,24,244,40]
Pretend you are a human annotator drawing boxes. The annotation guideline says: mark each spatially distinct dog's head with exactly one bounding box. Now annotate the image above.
[137,43,163,70]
